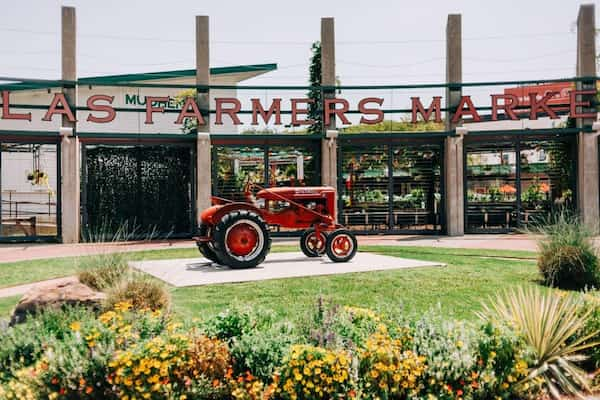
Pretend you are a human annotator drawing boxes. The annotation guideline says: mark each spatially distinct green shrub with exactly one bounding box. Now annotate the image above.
[480,287,599,399]
[230,323,296,383]
[104,275,171,311]
[411,311,533,400]
[77,252,130,291]
[534,211,599,289]
[578,291,600,371]
[0,307,95,383]
[202,305,275,343]
[303,298,381,350]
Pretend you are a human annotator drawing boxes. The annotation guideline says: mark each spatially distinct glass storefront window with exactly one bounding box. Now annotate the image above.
[519,140,575,225]
[268,145,317,188]
[391,145,442,231]
[1,143,59,239]
[465,136,576,233]
[339,142,443,233]
[214,146,266,202]
[466,142,518,231]
[340,144,389,230]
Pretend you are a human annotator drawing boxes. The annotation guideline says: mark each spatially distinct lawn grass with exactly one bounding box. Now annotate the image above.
[0,245,299,289]
[0,244,539,323]
[171,245,538,323]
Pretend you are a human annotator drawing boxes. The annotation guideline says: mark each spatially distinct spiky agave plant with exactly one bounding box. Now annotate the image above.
[479,287,599,399]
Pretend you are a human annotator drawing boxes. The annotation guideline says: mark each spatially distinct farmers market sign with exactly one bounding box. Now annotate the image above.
[1,88,596,126]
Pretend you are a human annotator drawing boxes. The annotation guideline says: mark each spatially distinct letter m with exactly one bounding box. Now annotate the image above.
[125,94,137,105]
[411,96,442,123]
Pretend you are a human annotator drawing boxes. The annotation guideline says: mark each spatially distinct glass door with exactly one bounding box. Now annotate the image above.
[1,143,59,239]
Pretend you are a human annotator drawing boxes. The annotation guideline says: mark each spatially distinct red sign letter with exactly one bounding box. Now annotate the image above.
[529,91,559,120]
[175,97,205,125]
[358,97,384,125]
[215,98,242,125]
[490,94,519,121]
[251,98,281,125]
[1,91,31,121]
[411,96,441,123]
[324,98,351,126]
[569,89,597,119]
[291,99,314,125]
[86,95,116,123]
[451,96,481,123]
[42,93,76,122]
[145,96,169,124]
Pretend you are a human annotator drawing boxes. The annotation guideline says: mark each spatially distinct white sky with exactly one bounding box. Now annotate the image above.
[1,0,597,86]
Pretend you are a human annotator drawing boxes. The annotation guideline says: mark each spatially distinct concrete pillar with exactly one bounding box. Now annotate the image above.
[195,15,212,219]
[444,14,464,236]
[575,4,599,229]
[60,6,79,243]
[320,17,337,190]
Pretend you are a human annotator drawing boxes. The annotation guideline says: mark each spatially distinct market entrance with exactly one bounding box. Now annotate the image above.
[81,139,195,239]
[338,136,444,234]
[464,132,577,233]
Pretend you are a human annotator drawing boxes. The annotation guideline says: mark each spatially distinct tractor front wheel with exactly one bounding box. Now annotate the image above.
[213,210,271,269]
[300,228,327,257]
[325,229,357,263]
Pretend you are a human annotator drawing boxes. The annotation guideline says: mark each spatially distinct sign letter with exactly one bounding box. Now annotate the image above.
[569,89,597,119]
[251,98,281,125]
[86,95,116,123]
[1,91,32,121]
[490,94,519,121]
[324,98,351,126]
[291,98,315,125]
[215,98,242,125]
[358,97,384,124]
[145,96,169,124]
[175,97,205,125]
[42,93,76,122]
[411,96,441,123]
[451,96,481,123]
[529,91,559,120]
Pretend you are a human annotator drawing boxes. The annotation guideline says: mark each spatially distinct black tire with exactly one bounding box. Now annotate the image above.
[300,228,327,257]
[196,224,221,264]
[212,210,271,269]
[325,229,358,263]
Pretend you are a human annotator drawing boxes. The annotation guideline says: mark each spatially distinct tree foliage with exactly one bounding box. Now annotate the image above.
[307,41,322,134]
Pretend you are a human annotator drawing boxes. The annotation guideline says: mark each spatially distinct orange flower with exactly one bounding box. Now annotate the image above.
[212,379,220,388]
[499,184,516,194]
[51,377,59,385]
[539,183,550,193]
[85,386,93,394]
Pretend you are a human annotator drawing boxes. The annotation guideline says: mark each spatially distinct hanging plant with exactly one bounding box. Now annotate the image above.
[27,169,49,186]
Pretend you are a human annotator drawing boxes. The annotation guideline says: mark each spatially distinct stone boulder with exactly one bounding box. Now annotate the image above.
[10,280,106,326]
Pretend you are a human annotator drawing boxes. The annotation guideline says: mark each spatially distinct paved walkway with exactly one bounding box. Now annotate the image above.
[0,234,539,264]
[131,252,445,287]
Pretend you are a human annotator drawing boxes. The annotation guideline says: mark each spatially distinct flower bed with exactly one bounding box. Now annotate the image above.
[0,291,598,399]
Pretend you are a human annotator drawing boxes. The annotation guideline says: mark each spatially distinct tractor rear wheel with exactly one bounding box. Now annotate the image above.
[300,228,327,257]
[213,210,271,269]
[196,224,221,264]
[325,229,357,263]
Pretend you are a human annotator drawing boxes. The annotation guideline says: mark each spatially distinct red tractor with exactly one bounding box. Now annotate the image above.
[194,183,357,269]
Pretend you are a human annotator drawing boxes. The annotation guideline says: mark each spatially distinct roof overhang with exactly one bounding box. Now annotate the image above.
[1,63,278,91]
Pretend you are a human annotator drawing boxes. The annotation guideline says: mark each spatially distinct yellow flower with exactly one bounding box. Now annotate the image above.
[69,321,81,332]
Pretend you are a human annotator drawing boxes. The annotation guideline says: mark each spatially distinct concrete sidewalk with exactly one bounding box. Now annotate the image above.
[0,234,540,264]
[131,251,445,287]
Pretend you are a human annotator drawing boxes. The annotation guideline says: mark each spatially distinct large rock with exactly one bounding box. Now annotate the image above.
[10,280,106,326]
